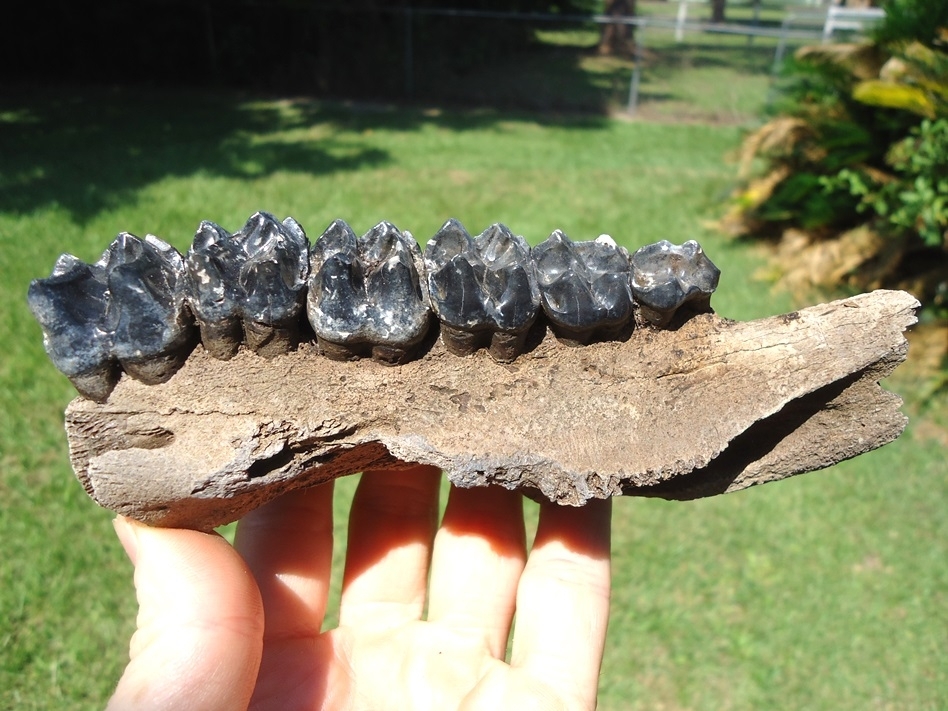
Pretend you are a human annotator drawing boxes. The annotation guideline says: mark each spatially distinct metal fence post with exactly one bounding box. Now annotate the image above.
[628,21,645,115]
[675,1,687,43]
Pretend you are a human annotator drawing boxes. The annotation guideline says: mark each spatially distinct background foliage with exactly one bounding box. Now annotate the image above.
[728,0,948,321]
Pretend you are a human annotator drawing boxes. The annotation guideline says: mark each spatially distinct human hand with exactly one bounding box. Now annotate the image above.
[108,465,612,711]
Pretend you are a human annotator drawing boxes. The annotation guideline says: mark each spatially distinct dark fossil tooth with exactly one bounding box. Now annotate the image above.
[104,233,195,385]
[27,234,194,402]
[28,254,117,401]
[532,230,634,345]
[307,220,430,364]
[185,212,310,359]
[425,219,540,362]
[630,240,720,328]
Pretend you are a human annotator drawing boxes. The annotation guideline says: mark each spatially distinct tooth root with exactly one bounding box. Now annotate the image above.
[534,229,633,344]
[67,365,122,403]
[242,319,299,359]
[488,329,531,363]
[425,220,538,361]
[371,343,416,366]
[309,220,430,364]
[121,350,191,386]
[315,336,365,362]
[193,318,241,360]
[439,324,490,357]
[630,240,720,328]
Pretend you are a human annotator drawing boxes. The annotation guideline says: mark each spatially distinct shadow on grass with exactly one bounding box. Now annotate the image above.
[0,84,611,223]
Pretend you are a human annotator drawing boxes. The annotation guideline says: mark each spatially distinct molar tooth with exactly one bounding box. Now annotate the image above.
[105,233,195,384]
[630,240,720,328]
[185,220,243,359]
[185,212,310,359]
[533,229,633,345]
[27,233,195,401]
[27,254,117,402]
[308,220,430,364]
[238,213,310,357]
[425,220,539,361]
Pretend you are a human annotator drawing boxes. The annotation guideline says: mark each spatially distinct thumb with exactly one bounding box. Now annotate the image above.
[107,517,264,711]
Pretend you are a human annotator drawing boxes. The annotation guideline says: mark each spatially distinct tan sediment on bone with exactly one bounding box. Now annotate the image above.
[65,289,918,531]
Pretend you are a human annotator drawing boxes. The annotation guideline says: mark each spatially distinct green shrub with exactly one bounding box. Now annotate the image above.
[729,1,948,320]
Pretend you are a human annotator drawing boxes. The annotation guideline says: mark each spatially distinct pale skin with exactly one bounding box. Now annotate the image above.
[108,465,612,711]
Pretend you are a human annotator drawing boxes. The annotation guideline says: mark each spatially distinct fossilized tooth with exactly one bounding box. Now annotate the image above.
[237,213,310,357]
[425,219,540,361]
[308,219,430,364]
[103,233,196,385]
[186,212,310,359]
[532,230,634,345]
[27,254,117,402]
[630,240,721,328]
[27,233,195,401]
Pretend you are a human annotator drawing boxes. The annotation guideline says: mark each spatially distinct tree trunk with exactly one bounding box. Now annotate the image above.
[711,0,727,23]
[599,0,636,55]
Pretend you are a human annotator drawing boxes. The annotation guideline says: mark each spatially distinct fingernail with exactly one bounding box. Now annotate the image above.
[113,516,140,565]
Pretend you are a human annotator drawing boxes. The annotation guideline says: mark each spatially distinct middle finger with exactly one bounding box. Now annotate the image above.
[338,465,442,629]
[426,484,527,659]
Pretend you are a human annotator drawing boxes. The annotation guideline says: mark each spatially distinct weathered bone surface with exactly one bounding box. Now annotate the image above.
[65,289,918,531]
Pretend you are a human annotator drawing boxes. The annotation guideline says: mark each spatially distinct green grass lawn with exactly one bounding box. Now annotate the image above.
[1,82,945,710]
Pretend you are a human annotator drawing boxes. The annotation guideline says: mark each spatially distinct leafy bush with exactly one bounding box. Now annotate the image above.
[873,0,948,48]
[727,1,948,321]
[825,118,948,248]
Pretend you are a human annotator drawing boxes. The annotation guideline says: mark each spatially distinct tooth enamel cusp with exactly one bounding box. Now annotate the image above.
[307,220,430,364]
[630,239,721,328]
[533,230,634,345]
[28,233,196,402]
[186,212,310,360]
[425,219,539,361]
